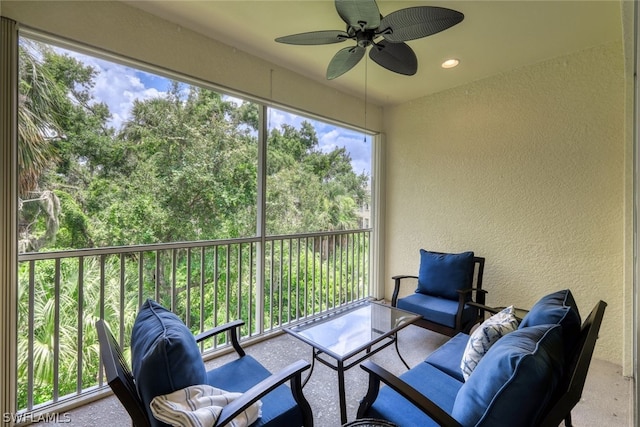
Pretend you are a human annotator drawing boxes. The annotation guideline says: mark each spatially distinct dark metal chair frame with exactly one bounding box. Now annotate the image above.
[356,300,607,427]
[96,319,314,427]
[391,254,487,336]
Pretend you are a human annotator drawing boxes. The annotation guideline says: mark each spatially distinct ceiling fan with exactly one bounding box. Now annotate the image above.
[275,0,464,80]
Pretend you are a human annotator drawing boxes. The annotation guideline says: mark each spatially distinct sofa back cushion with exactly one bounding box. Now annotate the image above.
[131,299,207,425]
[519,289,581,356]
[451,324,564,427]
[417,250,475,300]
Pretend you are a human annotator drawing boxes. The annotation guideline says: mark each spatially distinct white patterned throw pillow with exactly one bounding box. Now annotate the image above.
[460,305,519,381]
[150,384,262,427]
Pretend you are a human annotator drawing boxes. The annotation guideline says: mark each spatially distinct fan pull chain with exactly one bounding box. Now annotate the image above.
[364,56,367,143]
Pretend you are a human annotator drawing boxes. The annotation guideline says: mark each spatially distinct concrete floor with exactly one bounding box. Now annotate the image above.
[34,324,632,426]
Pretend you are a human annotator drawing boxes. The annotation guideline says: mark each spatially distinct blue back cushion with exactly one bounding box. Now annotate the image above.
[417,250,475,300]
[519,289,581,355]
[131,299,207,425]
[452,324,564,427]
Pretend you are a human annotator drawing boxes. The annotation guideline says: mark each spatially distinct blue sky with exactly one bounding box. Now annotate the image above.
[50,43,371,177]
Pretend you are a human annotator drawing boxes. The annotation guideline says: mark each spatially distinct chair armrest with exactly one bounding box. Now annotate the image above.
[466,302,529,321]
[456,287,487,296]
[214,359,313,427]
[466,301,501,315]
[358,361,462,427]
[391,275,418,306]
[391,275,419,281]
[195,319,245,357]
[455,288,489,332]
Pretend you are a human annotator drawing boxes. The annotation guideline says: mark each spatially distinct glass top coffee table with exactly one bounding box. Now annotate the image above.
[285,300,420,424]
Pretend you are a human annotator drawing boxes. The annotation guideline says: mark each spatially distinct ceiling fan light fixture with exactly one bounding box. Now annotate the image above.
[275,0,464,79]
[441,58,460,69]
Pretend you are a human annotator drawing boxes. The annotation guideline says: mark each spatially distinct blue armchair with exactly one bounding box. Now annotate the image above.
[391,250,486,336]
[97,299,313,427]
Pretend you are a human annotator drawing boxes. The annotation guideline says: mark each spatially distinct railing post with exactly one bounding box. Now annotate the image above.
[0,16,19,426]
[370,133,384,299]
[255,104,268,334]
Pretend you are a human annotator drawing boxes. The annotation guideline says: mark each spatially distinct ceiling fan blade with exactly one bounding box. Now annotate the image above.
[379,6,464,42]
[327,45,365,80]
[369,40,417,76]
[275,30,350,45]
[335,0,380,30]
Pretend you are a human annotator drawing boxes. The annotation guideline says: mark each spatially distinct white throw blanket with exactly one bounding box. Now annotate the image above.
[150,384,262,427]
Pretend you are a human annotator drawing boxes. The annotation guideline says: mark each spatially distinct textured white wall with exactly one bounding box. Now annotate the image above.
[383,42,627,368]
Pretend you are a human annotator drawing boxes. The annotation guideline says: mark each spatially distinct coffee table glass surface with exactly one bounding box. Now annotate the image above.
[287,300,419,361]
[285,300,420,424]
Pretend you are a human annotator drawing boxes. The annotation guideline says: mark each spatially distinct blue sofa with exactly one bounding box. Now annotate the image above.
[357,290,607,427]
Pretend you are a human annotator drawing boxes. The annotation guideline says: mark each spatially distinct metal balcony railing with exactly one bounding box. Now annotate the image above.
[16,229,371,417]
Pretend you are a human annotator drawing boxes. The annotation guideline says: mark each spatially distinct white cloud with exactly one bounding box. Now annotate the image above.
[269,108,371,176]
[56,48,167,130]
[319,128,371,176]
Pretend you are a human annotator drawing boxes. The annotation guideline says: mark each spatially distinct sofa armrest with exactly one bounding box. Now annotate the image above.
[195,319,246,357]
[391,275,418,306]
[358,361,462,427]
[214,359,313,427]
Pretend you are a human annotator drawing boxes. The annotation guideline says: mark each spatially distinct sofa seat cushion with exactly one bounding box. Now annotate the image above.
[452,324,565,427]
[519,289,581,356]
[366,361,463,427]
[417,250,475,300]
[131,299,207,426]
[206,355,302,427]
[397,293,475,329]
[424,332,469,382]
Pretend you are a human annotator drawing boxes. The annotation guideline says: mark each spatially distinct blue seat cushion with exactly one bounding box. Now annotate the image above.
[131,299,207,426]
[365,362,464,427]
[206,355,302,427]
[424,332,469,382]
[397,293,475,329]
[452,324,565,427]
[416,250,475,300]
[519,289,581,356]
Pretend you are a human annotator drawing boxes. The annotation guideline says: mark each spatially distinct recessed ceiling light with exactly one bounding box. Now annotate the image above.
[441,58,460,69]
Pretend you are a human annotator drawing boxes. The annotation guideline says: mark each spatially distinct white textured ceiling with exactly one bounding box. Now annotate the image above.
[125,1,622,106]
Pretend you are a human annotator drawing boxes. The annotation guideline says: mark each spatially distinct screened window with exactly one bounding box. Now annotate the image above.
[17,38,371,251]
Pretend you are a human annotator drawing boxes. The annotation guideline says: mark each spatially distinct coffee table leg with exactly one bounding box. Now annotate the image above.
[302,348,316,388]
[338,360,347,424]
[394,333,411,370]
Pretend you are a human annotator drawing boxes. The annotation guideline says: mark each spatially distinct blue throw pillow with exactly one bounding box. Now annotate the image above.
[417,250,475,300]
[131,299,207,424]
[452,324,564,427]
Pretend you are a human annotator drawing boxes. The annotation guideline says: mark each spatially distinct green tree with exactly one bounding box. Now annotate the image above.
[17,40,64,198]
[18,42,112,251]
[110,84,259,244]
[266,121,369,234]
